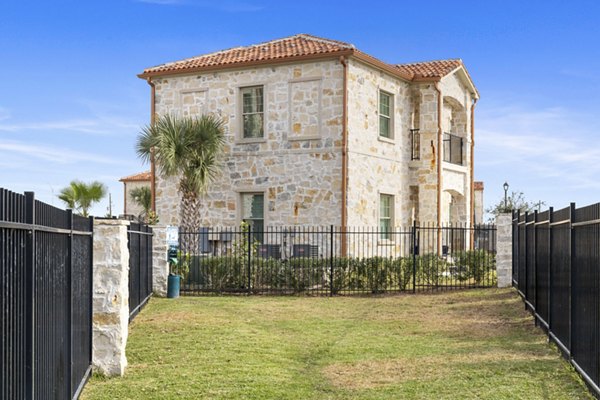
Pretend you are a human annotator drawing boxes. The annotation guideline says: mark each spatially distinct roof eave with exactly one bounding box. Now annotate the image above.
[351,52,413,81]
[445,65,480,99]
[137,49,355,79]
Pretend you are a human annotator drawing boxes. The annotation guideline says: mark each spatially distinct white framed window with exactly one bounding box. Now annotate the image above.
[241,86,264,138]
[379,194,394,240]
[379,90,393,139]
[241,192,264,241]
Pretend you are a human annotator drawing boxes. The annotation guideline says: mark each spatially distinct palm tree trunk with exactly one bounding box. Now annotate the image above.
[180,189,200,255]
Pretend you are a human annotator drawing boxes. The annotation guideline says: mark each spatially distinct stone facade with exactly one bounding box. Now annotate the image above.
[496,213,513,288]
[151,225,169,296]
[154,60,344,227]
[151,57,476,231]
[92,219,130,376]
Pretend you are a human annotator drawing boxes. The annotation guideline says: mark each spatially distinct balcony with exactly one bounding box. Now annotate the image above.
[443,132,463,165]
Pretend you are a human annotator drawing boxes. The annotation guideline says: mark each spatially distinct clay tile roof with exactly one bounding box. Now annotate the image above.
[474,181,484,190]
[119,171,151,182]
[395,59,463,80]
[141,34,355,77]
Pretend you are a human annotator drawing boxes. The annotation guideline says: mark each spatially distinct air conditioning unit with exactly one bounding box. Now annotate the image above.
[292,244,318,258]
[258,244,281,259]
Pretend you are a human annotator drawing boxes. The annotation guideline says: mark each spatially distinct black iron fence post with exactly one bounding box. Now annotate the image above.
[524,211,528,309]
[88,216,94,377]
[67,209,73,397]
[24,191,35,400]
[247,227,251,295]
[329,225,334,297]
[569,202,576,360]
[533,210,538,318]
[548,206,554,337]
[412,220,417,294]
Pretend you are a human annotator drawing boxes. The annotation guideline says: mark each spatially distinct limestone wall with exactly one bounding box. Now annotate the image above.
[409,84,440,224]
[151,225,169,296]
[153,59,345,227]
[345,59,413,227]
[151,58,475,230]
[496,213,512,287]
[474,188,484,224]
[92,219,130,377]
[440,73,474,225]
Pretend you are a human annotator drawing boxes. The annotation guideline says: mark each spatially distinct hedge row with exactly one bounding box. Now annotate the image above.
[182,250,496,293]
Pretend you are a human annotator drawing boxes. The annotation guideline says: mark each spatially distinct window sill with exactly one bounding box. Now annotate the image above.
[288,135,321,141]
[442,161,468,173]
[377,136,395,145]
[235,138,267,145]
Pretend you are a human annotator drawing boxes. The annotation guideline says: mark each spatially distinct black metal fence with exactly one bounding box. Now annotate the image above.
[128,222,153,322]
[178,224,496,295]
[1,188,93,400]
[513,203,600,397]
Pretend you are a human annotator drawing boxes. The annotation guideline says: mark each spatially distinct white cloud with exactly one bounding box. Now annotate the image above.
[0,140,121,165]
[0,116,140,135]
[476,104,600,214]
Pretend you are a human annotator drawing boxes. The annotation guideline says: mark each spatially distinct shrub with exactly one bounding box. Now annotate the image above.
[452,250,496,285]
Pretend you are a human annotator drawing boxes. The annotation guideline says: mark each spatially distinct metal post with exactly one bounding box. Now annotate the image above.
[247,227,251,295]
[24,191,35,400]
[547,206,553,339]
[412,220,417,294]
[569,202,576,358]
[524,211,528,309]
[88,216,94,374]
[329,225,334,296]
[532,210,538,324]
[66,209,73,397]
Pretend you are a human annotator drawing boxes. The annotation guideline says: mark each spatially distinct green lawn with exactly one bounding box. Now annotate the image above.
[82,289,592,400]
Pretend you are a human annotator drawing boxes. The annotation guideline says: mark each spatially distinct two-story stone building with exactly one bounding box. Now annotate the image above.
[138,34,479,234]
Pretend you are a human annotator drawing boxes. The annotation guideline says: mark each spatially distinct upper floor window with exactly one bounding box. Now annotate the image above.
[379,91,393,139]
[241,86,264,138]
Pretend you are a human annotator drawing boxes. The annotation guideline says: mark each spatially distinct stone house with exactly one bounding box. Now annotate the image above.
[119,171,151,218]
[138,34,479,234]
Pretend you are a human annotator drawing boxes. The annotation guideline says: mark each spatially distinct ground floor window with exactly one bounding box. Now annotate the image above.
[241,193,264,241]
[379,194,394,239]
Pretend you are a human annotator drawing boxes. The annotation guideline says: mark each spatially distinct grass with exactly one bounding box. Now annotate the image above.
[81,289,592,400]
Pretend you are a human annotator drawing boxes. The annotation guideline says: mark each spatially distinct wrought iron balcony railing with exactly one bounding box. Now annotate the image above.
[410,129,420,160]
[443,132,463,165]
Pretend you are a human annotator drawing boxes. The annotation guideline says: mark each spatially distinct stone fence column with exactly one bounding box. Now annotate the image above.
[496,213,513,288]
[92,219,130,376]
[151,225,169,297]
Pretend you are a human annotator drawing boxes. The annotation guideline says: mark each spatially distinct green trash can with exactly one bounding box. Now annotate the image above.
[167,274,181,298]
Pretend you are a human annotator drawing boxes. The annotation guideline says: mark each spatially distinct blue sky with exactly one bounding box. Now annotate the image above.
[1,0,599,218]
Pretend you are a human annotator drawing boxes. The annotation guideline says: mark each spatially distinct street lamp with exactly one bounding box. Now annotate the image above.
[503,182,509,211]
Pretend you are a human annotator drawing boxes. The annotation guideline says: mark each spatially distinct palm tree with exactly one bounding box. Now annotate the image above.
[58,180,107,217]
[130,186,152,221]
[136,114,225,233]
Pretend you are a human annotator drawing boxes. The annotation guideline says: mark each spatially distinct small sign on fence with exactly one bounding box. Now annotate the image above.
[166,225,179,246]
